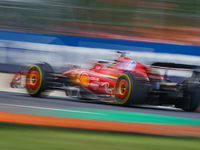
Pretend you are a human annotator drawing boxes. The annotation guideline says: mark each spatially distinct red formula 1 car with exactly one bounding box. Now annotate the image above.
[11,51,200,111]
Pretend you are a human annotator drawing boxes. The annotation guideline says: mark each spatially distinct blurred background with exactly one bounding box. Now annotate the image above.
[1,0,200,44]
[1,0,200,71]
[0,1,200,146]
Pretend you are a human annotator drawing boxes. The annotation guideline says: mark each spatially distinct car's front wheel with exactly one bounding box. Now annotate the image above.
[26,63,53,97]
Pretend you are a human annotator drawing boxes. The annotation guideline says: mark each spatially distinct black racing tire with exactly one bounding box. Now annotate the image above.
[26,63,53,97]
[176,79,200,112]
[114,72,147,106]
[181,86,200,112]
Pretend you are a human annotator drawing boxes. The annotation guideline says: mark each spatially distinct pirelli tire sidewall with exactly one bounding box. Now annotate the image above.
[114,72,147,106]
[26,64,46,97]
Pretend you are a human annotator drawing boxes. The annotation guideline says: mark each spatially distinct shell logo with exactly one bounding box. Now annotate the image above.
[79,73,89,86]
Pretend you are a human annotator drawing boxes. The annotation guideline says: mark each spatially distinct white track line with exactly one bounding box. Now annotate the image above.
[0,103,104,115]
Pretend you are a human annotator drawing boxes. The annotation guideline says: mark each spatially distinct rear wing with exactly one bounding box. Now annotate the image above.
[151,62,200,84]
[151,62,199,71]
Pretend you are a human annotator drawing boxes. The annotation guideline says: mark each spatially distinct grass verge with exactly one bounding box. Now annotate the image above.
[0,123,199,150]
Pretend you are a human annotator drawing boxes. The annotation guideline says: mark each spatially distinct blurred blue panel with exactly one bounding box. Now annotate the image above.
[0,30,200,56]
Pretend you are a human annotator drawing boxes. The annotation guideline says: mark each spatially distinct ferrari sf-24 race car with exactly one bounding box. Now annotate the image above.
[11,51,200,112]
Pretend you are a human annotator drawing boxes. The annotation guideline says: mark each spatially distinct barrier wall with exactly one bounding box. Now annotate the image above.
[1,30,200,55]
[1,30,200,72]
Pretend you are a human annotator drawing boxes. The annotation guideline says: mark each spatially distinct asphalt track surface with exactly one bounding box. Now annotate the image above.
[0,91,199,120]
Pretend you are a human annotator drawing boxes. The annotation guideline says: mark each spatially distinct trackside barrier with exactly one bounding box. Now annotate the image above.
[1,30,200,73]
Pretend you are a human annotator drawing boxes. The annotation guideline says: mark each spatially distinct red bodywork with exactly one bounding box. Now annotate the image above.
[61,56,160,95]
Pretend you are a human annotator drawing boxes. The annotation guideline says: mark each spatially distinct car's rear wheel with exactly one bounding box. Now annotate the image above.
[114,72,147,106]
[26,63,53,97]
[176,79,200,111]
[181,86,200,112]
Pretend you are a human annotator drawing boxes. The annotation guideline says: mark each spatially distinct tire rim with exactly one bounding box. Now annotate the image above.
[27,70,39,89]
[116,79,128,99]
